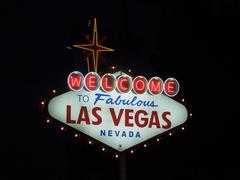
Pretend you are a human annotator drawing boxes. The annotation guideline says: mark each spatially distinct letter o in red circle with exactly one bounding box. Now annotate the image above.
[132,76,148,94]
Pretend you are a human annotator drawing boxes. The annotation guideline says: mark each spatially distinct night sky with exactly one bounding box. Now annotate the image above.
[1,0,239,179]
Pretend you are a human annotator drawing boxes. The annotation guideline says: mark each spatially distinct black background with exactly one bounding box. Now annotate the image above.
[1,0,239,179]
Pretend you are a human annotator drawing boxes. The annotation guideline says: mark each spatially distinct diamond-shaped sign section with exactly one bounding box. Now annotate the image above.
[48,71,188,151]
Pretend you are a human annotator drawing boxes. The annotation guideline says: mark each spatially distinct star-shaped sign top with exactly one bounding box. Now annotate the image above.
[73,18,114,72]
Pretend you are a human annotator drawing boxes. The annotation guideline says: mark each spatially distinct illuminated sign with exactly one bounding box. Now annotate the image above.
[67,71,180,97]
[48,71,187,151]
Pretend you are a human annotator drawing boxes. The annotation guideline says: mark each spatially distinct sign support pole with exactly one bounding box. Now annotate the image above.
[119,152,127,180]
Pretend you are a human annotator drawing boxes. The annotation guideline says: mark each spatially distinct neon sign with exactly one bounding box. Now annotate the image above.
[67,71,180,97]
[46,18,188,152]
[48,71,187,151]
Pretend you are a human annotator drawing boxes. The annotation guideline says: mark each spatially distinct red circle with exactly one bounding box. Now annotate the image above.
[67,71,84,91]
[117,75,132,93]
[101,73,116,92]
[164,78,180,97]
[132,76,148,94]
[84,72,100,91]
[148,77,163,95]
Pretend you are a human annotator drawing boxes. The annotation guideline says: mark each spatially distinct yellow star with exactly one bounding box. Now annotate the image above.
[73,18,114,72]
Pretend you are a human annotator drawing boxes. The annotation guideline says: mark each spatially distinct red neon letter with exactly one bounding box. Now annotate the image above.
[148,77,163,95]
[70,76,81,87]
[117,75,132,93]
[166,81,174,93]
[132,76,148,94]
[101,73,116,92]
[85,72,100,91]
[67,71,84,91]
[164,78,179,97]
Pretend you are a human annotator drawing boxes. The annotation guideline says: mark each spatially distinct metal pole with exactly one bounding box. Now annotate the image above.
[119,153,127,180]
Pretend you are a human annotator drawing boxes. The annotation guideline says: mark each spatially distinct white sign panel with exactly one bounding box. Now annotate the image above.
[48,88,188,151]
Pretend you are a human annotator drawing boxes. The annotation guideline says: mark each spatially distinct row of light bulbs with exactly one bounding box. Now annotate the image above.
[44,114,190,158]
